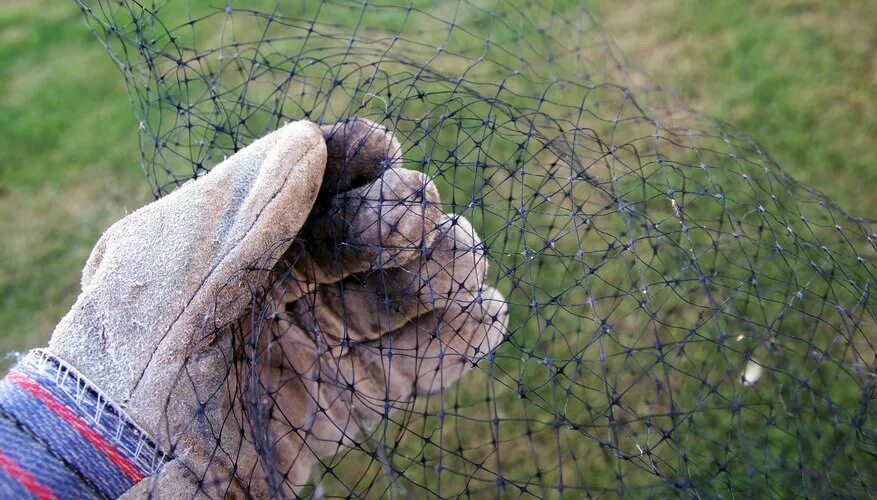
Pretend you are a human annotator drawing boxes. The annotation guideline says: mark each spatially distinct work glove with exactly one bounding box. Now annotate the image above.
[37,118,507,497]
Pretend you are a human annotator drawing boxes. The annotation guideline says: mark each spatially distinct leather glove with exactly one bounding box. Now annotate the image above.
[38,118,506,497]
[254,186,507,494]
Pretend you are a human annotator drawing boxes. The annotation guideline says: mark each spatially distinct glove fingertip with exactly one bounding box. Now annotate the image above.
[242,120,328,241]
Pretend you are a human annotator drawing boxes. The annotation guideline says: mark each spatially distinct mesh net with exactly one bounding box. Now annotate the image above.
[76,0,876,497]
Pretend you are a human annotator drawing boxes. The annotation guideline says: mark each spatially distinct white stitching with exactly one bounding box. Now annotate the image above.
[18,349,171,475]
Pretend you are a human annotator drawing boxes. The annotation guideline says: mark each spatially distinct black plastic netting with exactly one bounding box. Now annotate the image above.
[77,0,875,497]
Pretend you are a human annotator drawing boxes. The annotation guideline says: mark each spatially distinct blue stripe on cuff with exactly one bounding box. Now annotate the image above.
[0,408,98,499]
[0,350,171,499]
[0,455,37,499]
[17,354,167,475]
[0,379,127,497]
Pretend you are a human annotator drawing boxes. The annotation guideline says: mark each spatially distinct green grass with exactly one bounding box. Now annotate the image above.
[0,0,150,363]
[1,0,875,496]
[591,0,877,214]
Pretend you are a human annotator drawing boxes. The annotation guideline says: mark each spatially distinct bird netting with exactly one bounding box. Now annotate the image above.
[75,0,876,497]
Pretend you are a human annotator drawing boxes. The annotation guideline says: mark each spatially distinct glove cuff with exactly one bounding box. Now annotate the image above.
[0,349,170,498]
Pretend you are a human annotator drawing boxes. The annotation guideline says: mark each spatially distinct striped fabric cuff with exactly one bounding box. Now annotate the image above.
[0,350,170,499]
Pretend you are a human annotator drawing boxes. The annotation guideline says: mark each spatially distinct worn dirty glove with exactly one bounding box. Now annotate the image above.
[249,168,508,495]
[0,118,507,499]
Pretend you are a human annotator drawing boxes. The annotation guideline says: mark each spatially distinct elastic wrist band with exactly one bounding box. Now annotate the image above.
[0,349,170,499]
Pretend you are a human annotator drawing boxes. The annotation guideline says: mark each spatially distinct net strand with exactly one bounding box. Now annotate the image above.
[76,0,876,497]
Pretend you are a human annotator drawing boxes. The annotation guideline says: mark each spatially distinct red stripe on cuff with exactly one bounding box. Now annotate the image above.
[0,449,56,500]
[6,371,144,483]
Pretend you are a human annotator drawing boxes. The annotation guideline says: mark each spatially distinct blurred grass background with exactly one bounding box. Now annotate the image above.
[1,0,875,365]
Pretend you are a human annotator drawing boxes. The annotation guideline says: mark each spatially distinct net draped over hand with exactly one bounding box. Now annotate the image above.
[77,0,876,497]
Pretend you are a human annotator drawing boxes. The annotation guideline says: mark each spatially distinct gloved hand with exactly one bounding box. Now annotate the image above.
[35,118,506,497]
[254,188,507,494]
